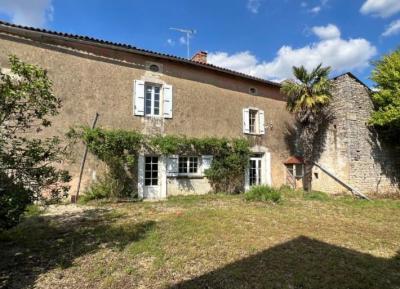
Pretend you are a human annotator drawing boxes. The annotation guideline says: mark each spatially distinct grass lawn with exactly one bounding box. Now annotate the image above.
[1,193,400,289]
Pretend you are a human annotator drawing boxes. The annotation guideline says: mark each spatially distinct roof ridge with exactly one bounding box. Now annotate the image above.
[0,20,281,88]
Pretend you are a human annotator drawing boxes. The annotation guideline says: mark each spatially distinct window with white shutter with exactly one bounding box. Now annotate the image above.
[201,155,213,175]
[133,80,173,119]
[243,108,265,135]
[243,108,250,134]
[259,110,265,134]
[163,85,173,119]
[134,80,145,116]
[167,155,179,177]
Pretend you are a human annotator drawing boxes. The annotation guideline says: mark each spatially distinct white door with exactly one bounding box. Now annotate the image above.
[138,155,167,200]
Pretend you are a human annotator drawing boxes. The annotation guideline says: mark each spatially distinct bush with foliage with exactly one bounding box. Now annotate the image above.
[69,127,251,197]
[80,174,124,203]
[0,173,33,229]
[0,56,70,230]
[369,48,400,140]
[244,185,282,203]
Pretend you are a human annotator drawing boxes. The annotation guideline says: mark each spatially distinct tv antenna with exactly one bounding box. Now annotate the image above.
[169,27,196,59]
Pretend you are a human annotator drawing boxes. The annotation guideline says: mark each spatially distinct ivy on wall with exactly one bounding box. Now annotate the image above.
[69,127,251,196]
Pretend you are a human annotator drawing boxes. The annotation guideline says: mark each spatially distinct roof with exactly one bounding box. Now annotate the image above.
[331,72,371,90]
[284,156,304,165]
[0,20,281,88]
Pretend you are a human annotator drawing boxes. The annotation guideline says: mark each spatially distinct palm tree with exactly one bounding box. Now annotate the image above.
[281,64,332,192]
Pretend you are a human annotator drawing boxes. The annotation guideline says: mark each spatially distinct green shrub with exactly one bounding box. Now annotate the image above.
[0,174,33,230]
[245,185,282,203]
[303,190,330,201]
[80,174,133,203]
[23,204,44,218]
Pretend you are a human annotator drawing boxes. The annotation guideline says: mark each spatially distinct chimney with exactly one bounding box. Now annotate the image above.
[191,51,207,64]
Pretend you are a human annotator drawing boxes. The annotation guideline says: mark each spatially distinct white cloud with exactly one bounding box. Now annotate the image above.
[307,0,329,14]
[166,38,175,46]
[247,0,261,14]
[301,2,308,8]
[360,0,400,18]
[309,6,321,14]
[382,19,400,36]
[208,51,258,75]
[179,36,187,45]
[0,0,53,27]
[208,25,376,81]
[312,24,341,39]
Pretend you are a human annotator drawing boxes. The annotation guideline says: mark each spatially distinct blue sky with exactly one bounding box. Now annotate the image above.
[0,0,399,86]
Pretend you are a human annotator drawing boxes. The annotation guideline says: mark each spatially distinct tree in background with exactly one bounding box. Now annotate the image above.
[0,55,70,229]
[281,64,332,191]
[369,48,400,140]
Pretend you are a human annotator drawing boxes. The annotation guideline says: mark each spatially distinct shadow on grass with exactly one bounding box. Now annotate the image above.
[0,208,155,289]
[169,236,400,289]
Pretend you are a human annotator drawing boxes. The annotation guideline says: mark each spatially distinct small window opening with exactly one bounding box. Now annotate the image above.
[249,87,257,94]
[149,64,160,72]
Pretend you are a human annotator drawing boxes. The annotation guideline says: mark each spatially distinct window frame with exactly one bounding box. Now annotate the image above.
[286,163,304,178]
[295,164,304,178]
[144,83,162,117]
[248,109,258,134]
[144,156,159,186]
[178,156,199,175]
[249,157,262,186]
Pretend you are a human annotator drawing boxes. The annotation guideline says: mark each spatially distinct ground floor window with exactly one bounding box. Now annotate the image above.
[179,156,199,174]
[286,163,304,178]
[145,156,158,186]
[249,157,262,186]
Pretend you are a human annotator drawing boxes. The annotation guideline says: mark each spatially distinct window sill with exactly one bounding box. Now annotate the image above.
[144,115,163,118]
[244,132,264,136]
[168,174,204,179]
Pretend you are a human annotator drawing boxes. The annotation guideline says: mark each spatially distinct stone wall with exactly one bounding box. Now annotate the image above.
[312,74,400,195]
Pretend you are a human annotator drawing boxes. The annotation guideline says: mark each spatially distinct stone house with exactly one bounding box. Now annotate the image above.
[0,21,397,199]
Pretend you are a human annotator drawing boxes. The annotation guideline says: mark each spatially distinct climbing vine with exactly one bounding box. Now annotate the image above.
[69,127,251,197]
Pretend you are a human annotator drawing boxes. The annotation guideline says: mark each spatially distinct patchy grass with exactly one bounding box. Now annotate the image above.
[1,195,399,289]
[303,190,331,201]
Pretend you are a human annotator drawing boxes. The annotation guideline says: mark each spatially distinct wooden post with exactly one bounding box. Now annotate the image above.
[73,112,99,203]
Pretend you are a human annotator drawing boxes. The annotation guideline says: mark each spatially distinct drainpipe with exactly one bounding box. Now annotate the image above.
[73,112,99,203]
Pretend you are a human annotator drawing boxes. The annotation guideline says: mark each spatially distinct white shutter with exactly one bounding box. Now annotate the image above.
[134,80,145,116]
[243,108,250,134]
[259,110,265,134]
[201,155,213,175]
[137,155,145,199]
[163,84,173,119]
[167,155,179,177]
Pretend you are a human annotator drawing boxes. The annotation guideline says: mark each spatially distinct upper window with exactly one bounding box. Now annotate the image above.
[134,80,173,119]
[145,84,161,116]
[243,108,265,135]
[178,156,199,174]
[249,109,258,133]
